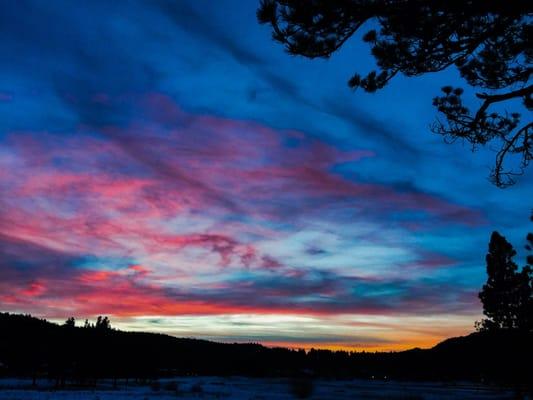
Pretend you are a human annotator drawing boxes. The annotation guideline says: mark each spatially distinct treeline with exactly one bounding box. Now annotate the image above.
[0,313,531,386]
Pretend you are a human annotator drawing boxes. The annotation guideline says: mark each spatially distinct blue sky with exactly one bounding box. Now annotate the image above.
[0,0,531,350]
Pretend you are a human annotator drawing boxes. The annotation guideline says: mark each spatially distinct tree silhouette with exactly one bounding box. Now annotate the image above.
[63,317,75,328]
[257,0,532,187]
[526,212,533,266]
[478,231,532,331]
[524,212,533,328]
[95,316,111,330]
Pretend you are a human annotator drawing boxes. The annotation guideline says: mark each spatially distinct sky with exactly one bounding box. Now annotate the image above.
[0,0,531,351]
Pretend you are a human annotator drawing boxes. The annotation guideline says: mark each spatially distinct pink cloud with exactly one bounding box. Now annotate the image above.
[0,93,484,324]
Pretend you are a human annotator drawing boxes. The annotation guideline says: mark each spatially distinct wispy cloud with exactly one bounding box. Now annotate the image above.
[1,94,482,332]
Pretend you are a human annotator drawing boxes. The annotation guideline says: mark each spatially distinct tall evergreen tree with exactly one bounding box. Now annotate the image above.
[526,212,533,266]
[478,231,532,331]
[524,212,533,328]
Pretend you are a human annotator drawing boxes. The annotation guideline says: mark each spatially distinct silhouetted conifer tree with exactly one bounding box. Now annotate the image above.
[478,231,532,331]
[526,212,533,266]
[258,0,532,187]
[63,317,75,328]
[524,212,533,328]
[95,316,111,330]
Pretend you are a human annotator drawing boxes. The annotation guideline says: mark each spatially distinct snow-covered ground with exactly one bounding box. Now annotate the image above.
[0,377,527,399]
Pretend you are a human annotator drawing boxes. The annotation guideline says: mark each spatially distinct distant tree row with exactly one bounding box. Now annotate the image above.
[1,310,532,385]
[478,214,533,331]
[63,316,111,330]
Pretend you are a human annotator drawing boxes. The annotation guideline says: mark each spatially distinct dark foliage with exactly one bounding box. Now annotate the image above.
[478,221,533,331]
[526,213,533,267]
[257,0,532,187]
[95,316,111,330]
[0,313,532,386]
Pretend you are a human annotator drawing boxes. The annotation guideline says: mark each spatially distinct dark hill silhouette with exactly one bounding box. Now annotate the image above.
[0,313,531,387]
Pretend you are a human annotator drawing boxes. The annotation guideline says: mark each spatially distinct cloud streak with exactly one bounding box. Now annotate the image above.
[1,94,482,332]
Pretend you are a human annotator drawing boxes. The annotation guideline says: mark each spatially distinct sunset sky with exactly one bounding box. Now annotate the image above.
[1,1,531,351]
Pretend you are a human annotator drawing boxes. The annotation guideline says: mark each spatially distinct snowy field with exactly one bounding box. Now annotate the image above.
[0,377,527,400]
